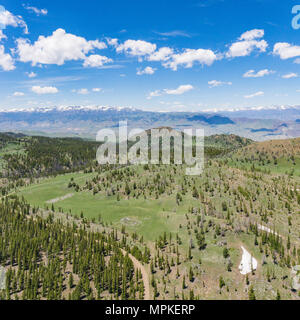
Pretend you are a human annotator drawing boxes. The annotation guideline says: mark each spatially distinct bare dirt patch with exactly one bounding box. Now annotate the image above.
[46,193,74,204]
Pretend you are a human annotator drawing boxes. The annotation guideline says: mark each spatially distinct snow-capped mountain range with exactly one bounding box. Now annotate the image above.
[0,105,138,113]
[0,105,299,141]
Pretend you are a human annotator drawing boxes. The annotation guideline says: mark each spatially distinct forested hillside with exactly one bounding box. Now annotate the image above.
[0,196,146,300]
[0,134,99,179]
[0,132,299,300]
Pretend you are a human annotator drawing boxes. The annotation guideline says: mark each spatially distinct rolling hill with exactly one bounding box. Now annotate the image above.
[227,137,300,175]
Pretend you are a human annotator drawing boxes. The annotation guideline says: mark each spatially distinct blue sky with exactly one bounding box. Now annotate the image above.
[1,0,300,112]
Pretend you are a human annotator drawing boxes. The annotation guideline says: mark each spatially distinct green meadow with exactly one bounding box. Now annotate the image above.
[17,171,201,241]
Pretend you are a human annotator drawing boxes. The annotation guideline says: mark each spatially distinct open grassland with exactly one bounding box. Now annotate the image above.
[17,170,202,241]
[17,158,300,245]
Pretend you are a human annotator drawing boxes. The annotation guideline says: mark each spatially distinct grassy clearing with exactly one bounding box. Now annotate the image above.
[17,171,200,241]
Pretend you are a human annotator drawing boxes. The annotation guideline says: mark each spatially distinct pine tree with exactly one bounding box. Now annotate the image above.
[69,273,74,289]
[276,290,281,300]
[182,276,186,289]
[189,267,194,282]
[219,276,225,289]
[248,285,256,300]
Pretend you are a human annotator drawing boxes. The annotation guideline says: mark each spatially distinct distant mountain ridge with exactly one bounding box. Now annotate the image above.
[213,105,300,121]
[0,105,299,141]
[0,105,234,135]
[0,105,233,125]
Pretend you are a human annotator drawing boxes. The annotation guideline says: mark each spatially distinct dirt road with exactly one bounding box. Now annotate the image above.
[121,249,150,300]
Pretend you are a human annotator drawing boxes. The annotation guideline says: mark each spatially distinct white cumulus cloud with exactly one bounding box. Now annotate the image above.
[106,38,118,47]
[243,69,275,78]
[208,80,232,88]
[164,84,194,95]
[0,45,15,71]
[163,48,217,71]
[26,71,37,78]
[31,86,58,94]
[16,28,107,66]
[148,47,174,61]
[13,91,24,96]
[147,90,162,99]
[282,72,298,79]
[83,54,112,68]
[239,29,264,41]
[226,29,267,58]
[0,9,28,33]
[137,66,156,75]
[273,42,300,60]
[116,39,156,56]
[147,84,194,99]
[75,88,89,94]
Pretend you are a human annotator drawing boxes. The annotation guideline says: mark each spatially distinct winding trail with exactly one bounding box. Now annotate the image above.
[121,249,150,300]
